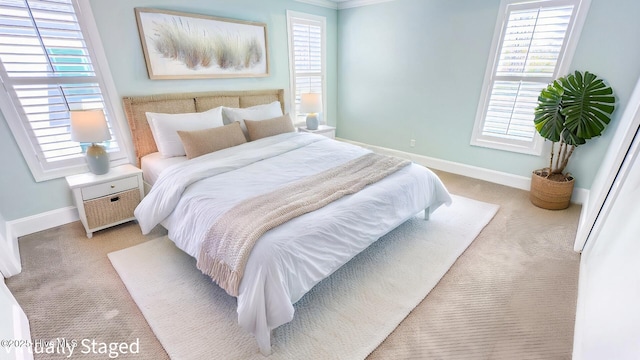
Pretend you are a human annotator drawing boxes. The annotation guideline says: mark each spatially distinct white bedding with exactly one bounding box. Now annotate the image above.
[134,132,452,354]
[140,152,187,186]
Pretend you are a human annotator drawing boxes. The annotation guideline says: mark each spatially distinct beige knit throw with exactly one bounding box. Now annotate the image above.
[196,152,411,297]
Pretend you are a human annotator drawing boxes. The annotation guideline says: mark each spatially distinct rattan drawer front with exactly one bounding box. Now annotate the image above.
[84,189,140,229]
[81,176,139,200]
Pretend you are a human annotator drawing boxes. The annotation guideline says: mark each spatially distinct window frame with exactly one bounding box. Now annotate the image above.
[0,0,132,182]
[286,10,327,126]
[470,0,591,155]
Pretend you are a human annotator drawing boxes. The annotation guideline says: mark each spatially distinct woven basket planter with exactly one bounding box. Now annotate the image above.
[529,169,574,210]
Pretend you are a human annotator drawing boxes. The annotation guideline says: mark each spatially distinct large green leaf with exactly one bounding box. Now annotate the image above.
[561,71,615,143]
[534,70,615,147]
[561,128,586,146]
[534,81,564,142]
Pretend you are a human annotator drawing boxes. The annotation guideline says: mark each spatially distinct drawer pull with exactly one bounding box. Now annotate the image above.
[111,185,115,188]
[110,196,120,202]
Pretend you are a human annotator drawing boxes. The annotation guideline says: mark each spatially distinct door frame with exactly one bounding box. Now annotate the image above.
[574,75,640,252]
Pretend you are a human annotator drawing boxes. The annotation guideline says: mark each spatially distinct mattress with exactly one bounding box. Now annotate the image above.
[140,151,188,186]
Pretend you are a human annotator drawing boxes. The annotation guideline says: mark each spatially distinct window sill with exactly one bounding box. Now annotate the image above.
[470,136,543,156]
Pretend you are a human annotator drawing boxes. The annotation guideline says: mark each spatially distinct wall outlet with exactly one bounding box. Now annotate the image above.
[410,139,416,147]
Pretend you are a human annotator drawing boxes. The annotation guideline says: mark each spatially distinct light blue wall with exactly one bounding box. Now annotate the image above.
[3,0,639,221]
[89,0,338,100]
[0,113,72,220]
[337,0,640,190]
[0,0,337,221]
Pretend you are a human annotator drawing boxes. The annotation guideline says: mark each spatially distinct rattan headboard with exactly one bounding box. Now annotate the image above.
[122,89,285,167]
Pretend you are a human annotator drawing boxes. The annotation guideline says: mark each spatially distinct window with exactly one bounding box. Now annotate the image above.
[0,0,130,181]
[471,0,591,155]
[286,11,326,125]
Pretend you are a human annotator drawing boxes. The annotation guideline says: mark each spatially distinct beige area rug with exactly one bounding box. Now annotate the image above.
[108,195,498,359]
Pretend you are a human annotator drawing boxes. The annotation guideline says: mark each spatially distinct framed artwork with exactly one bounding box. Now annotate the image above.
[134,8,269,79]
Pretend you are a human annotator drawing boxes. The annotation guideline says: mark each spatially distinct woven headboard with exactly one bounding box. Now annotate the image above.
[122,89,285,167]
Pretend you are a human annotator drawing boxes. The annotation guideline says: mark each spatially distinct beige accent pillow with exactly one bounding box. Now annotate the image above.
[177,122,247,159]
[145,106,224,158]
[245,114,295,141]
[222,101,283,139]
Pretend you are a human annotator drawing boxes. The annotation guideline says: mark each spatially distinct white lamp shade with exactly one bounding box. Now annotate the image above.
[70,109,111,143]
[299,93,322,113]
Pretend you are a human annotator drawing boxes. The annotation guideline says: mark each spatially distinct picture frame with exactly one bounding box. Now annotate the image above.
[134,8,269,79]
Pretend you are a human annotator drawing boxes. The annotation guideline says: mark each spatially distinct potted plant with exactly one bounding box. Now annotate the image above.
[531,70,615,210]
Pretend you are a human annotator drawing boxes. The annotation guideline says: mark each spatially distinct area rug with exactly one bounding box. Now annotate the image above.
[108,194,498,359]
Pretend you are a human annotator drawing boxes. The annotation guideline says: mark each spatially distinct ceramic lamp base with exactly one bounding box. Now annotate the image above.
[86,143,110,175]
[306,113,319,130]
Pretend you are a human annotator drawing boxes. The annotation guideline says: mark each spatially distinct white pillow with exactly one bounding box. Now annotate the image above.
[222,101,283,138]
[146,106,224,158]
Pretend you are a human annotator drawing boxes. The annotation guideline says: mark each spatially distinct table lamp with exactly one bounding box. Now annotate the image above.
[300,93,322,130]
[70,109,111,175]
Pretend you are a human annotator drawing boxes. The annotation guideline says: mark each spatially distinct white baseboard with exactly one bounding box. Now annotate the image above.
[7,206,78,239]
[338,138,589,205]
[3,207,79,277]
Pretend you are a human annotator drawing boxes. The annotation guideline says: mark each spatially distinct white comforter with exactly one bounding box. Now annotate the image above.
[134,132,452,354]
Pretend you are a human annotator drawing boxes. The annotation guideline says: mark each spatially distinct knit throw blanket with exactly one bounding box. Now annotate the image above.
[196,152,411,297]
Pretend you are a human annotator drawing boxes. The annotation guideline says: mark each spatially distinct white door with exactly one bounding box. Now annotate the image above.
[572,132,640,359]
[0,279,33,360]
[574,75,640,252]
[0,211,20,277]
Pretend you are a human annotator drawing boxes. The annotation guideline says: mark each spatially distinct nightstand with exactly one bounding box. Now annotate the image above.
[66,164,144,238]
[298,125,336,139]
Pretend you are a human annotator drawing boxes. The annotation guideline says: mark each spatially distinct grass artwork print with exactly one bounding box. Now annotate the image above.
[135,8,269,79]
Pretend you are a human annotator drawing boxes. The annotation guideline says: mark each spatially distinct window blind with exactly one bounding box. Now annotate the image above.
[496,6,574,77]
[481,4,575,142]
[289,15,324,122]
[0,0,119,166]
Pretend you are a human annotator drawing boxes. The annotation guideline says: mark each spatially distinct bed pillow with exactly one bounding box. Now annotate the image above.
[146,106,224,158]
[222,101,283,139]
[245,114,295,141]
[177,122,247,159]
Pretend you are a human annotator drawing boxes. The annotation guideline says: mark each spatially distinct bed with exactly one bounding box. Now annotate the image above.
[123,89,452,355]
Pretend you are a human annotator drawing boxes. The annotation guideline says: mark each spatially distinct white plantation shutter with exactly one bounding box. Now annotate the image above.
[0,0,127,180]
[287,11,325,124]
[483,81,547,141]
[471,0,589,154]
[496,6,575,78]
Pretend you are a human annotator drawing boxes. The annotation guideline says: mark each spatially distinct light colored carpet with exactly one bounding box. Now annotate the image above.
[107,195,498,359]
[6,170,582,359]
[368,170,582,360]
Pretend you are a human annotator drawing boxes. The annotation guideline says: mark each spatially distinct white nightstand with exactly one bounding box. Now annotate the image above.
[298,125,336,139]
[66,164,144,238]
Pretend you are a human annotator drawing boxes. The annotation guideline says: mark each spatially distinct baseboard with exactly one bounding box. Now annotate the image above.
[337,138,589,205]
[3,207,78,277]
[7,206,78,239]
